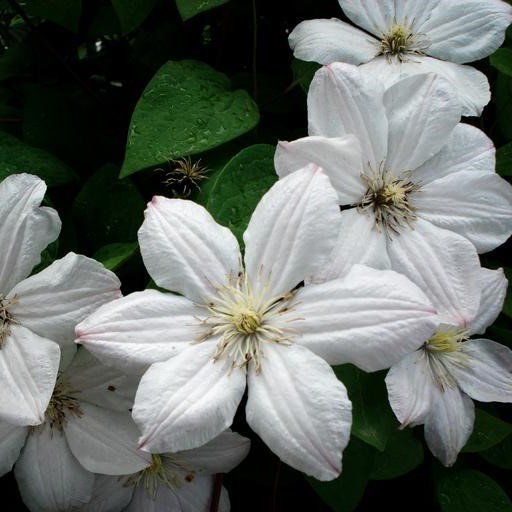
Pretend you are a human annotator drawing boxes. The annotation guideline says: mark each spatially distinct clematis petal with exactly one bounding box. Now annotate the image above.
[469,268,508,335]
[76,290,205,373]
[293,264,437,371]
[65,402,151,475]
[384,73,461,173]
[289,19,379,65]
[138,197,241,303]
[451,339,512,403]
[15,422,95,512]
[0,324,59,426]
[385,350,434,427]
[387,219,481,327]
[125,484,181,512]
[415,170,512,253]
[274,135,365,204]
[77,474,134,512]
[308,63,388,170]
[178,430,250,475]
[339,0,392,36]
[244,166,340,299]
[424,385,475,467]
[0,422,28,476]
[0,173,60,294]
[133,341,246,454]
[246,343,351,481]
[423,0,512,64]
[414,124,495,185]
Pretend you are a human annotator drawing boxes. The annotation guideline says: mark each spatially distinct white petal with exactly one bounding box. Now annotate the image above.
[451,339,512,403]
[124,484,180,512]
[133,341,246,454]
[387,219,481,327]
[414,123,495,185]
[308,63,388,170]
[274,135,366,204]
[65,402,151,475]
[138,197,240,303]
[0,173,60,293]
[293,264,437,371]
[339,0,392,35]
[289,19,378,65]
[0,324,59,426]
[0,422,28,476]
[415,171,512,253]
[76,290,204,373]
[423,0,512,63]
[385,350,434,427]
[384,73,461,172]
[246,343,352,481]
[310,209,391,283]
[469,268,508,335]
[76,475,134,512]
[244,166,341,298]
[15,422,95,512]
[424,385,475,466]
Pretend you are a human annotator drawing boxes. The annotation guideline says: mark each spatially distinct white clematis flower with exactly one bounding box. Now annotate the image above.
[289,0,512,115]
[76,166,437,481]
[0,173,122,426]
[275,64,512,278]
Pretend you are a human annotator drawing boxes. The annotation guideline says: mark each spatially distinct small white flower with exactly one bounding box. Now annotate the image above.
[289,0,512,115]
[76,166,437,481]
[0,174,122,426]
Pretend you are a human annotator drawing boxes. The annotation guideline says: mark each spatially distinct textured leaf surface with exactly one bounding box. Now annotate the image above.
[175,0,229,21]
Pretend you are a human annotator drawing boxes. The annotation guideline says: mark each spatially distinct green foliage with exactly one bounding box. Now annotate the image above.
[497,142,512,176]
[175,0,229,21]
[480,434,512,469]
[463,409,512,453]
[110,0,159,34]
[93,242,139,272]
[24,0,82,32]
[121,60,259,177]
[490,48,512,77]
[291,58,321,94]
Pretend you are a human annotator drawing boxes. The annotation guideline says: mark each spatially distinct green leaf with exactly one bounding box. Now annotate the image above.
[307,438,375,512]
[480,434,512,469]
[24,0,82,32]
[0,131,77,186]
[203,144,277,245]
[334,365,397,451]
[496,142,512,176]
[502,267,512,319]
[120,60,259,177]
[370,428,424,480]
[93,242,139,272]
[110,0,159,34]
[495,73,512,141]
[490,48,512,77]
[436,470,512,512]
[291,58,321,94]
[175,0,229,21]
[463,409,512,453]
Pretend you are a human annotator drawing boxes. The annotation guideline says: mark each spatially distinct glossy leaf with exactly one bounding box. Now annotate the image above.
[93,242,139,271]
[480,434,512,469]
[490,48,512,77]
[111,0,159,33]
[463,409,512,453]
[175,0,229,21]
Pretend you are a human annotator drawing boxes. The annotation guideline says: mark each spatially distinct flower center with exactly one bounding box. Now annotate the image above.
[233,307,261,334]
[45,379,83,431]
[0,294,17,348]
[379,23,430,62]
[426,327,469,354]
[357,167,420,234]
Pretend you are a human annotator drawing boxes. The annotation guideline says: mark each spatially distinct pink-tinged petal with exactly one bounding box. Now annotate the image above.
[244,166,341,298]
[308,63,388,170]
[452,339,512,403]
[0,422,28,476]
[415,171,512,253]
[385,350,434,427]
[0,324,59,426]
[246,343,352,481]
[76,290,204,373]
[77,474,134,512]
[311,209,391,283]
[289,19,379,65]
[424,385,475,466]
[387,220,481,327]
[134,341,246,454]
[178,430,250,475]
[0,173,60,294]
[65,403,151,475]
[384,73,461,173]
[469,268,508,335]
[274,135,365,204]
[414,124,495,185]
[423,0,512,64]
[138,197,240,303]
[294,265,437,371]
[15,422,95,512]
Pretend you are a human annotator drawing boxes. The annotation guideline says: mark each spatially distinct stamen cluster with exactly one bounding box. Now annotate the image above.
[45,379,83,431]
[0,294,17,348]
[379,23,431,62]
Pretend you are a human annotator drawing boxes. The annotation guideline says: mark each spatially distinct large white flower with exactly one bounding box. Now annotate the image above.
[0,173,122,426]
[76,166,437,481]
[289,0,512,115]
[275,64,512,278]
[383,228,512,466]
